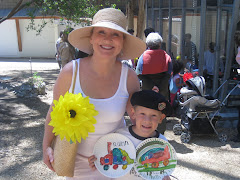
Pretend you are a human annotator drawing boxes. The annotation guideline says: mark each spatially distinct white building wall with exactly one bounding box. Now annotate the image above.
[19,19,57,58]
[0,20,19,57]
[0,18,87,58]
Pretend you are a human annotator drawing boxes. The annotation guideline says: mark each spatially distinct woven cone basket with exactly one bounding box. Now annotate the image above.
[51,136,78,177]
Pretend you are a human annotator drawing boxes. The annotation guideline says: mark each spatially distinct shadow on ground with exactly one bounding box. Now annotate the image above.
[0,69,59,178]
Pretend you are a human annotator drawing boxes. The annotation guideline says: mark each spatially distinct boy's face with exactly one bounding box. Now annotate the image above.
[131,106,166,137]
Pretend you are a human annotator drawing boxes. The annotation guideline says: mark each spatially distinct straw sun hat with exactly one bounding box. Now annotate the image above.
[68,8,146,60]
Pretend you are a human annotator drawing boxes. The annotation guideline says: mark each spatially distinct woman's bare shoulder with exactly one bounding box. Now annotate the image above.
[61,61,74,77]
[53,61,74,97]
[126,67,140,94]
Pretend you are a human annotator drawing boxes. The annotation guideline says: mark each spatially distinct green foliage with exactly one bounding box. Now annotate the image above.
[28,72,44,87]
[25,0,117,35]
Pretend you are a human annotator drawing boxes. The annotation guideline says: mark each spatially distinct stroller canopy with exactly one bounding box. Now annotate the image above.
[186,76,205,96]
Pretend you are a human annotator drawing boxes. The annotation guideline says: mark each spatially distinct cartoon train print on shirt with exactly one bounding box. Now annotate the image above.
[100,142,134,171]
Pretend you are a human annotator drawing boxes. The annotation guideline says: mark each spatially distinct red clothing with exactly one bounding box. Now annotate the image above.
[142,49,171,74]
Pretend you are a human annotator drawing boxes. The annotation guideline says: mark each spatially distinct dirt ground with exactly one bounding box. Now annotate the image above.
[0,59,240,180]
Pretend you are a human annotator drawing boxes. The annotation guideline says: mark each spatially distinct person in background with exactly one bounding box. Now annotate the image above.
[75,48,89,59]
[135,32,172,134]
[203,42,224,88]
[88,90,172,180]
[184,33,198,69]
[127,28,134,35]
[122,28,135,69]
[133,27,155,68]
[122,29,136,69]
[42,8,146,179]
[234,31,240,65]
[231,31,240,142]
[55,30,64,69]
[58,28,76,68]
[170,60,184,107]
[144,27,155,38]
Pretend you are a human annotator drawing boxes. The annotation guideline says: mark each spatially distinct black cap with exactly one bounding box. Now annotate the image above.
[131,90,172,116]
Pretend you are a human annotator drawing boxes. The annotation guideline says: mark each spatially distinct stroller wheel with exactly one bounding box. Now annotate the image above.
[181,132,191,143]
[173,124,182,135]
[218,133,227,142]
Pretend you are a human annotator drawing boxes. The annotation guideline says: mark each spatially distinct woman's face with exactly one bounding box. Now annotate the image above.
[90,27,124,59]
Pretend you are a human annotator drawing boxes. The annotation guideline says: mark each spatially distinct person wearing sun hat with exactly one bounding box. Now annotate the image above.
[88,90,172,180]
[42,8,146,179]
[68,9,146,60]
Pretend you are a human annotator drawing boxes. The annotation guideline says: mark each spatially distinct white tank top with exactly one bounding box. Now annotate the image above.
[69,59,129,157]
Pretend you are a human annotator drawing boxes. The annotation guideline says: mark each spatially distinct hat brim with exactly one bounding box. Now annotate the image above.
[68,22,146,60]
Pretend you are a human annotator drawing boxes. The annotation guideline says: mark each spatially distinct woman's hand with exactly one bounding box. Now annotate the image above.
[88,155,97,170]
[43,147,55,172]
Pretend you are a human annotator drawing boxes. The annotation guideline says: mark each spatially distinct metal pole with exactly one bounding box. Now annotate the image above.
[146,0,148,28]
[168,0,172,56]
[220,0,240,100]
[159,0,163,36]
[181,0,186,62]
[213,0,222,96]
[29,57,32,76]
[198,0,207,76]
[151,0,154,29]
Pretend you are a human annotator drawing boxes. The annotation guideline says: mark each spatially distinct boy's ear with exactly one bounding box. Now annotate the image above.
[159,113,166,123]
[131,107,136,118]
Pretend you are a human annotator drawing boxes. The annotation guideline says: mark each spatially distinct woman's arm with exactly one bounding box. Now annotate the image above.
[126,68,140,125]
[42,62,73,170]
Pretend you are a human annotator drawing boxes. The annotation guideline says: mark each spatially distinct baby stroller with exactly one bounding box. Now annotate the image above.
[172,76,239,143]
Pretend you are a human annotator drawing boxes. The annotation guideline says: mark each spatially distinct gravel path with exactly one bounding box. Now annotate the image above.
[0,59,239,180]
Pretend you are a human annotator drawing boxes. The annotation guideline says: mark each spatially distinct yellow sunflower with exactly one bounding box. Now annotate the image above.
[49,91,98,144]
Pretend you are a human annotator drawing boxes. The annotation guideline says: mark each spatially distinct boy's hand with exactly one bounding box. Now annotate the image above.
[88,155,97,170]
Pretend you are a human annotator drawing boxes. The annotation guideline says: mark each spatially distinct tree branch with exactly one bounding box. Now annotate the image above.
[0,0,35,24]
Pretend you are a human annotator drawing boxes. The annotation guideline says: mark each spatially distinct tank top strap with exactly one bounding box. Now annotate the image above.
[69,59,80,94]
[118,63,129,96]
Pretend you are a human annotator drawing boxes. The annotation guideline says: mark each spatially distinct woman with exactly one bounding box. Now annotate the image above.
[136,32,172,134]
[42,8,146,179]
[58,28,76,68]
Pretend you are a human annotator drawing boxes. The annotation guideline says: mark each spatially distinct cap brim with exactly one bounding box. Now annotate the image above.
[68,22,146,60]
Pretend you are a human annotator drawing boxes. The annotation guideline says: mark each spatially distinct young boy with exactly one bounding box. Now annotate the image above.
[88,90,172,179]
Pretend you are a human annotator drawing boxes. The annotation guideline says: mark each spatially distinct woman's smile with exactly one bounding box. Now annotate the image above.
[100,45,114,50]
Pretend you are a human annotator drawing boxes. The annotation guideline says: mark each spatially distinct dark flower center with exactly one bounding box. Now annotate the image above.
[69,110,76,118]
